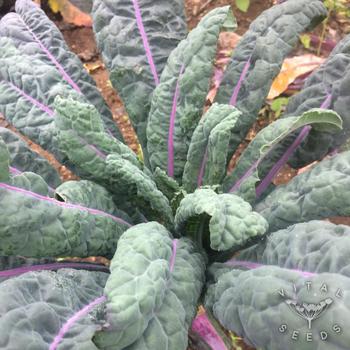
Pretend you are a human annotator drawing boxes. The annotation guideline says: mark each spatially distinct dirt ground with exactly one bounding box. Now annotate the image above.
[0,1,349,349]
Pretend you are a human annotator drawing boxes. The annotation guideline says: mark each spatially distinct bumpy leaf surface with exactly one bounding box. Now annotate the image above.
[206,266,350,350]
[147,7,236,181]
[55,180,131,222]
[283,34,350,167]
[238,220,350,278]
[0,269,108,350]
[215,0,327,157]
[94,222,206,350]
[55,97,173,226]
[183,104,242,192]
[223,109,342,202]
[255,151,350,232]
[0,136,10,182]
[0,182,131,258]
[0,127,61,188]
[175,189,268,251]
[92,0,187,153]
[0,0,122,140]
[0,37,65,159]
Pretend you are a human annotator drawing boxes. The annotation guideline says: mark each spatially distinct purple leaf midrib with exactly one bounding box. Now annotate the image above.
[5,81,54,116]
[49,295,106,350]
[255,92,333,197]
[191,313,228,350]
[230,92,333,196]
[18,15,81,93]
[167,64,185,178]
[197,145,209,188]
[0,182,132,227]
[0,262,109,278]
[225,259,316,278]
[255,125,311,197]
[131,0,159,86]
[169,239,178,273]
[229,56,252,106]
[9,166,21,175]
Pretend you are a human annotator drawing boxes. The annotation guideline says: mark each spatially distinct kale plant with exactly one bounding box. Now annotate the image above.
[0,0,349,349]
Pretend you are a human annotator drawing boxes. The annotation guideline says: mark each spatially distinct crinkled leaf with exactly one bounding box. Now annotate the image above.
[238,220,350,278]
[283,34,350,167]
[215,0,327,158]
[0,0,122,140]
[105,155,174,227]
[0,269,108,349]
[153,167,180,201]
[206,266,350,350]
[0,37,76,164]
[55,96,173,226]
[183,103,242,192]
[175,188,268,252]
[223,109,342,202]
[11,171,50,196]
[147,7,237,181]
[255,150,350,232]
[0,257,109,282]
[0,182,131,258]
[56,99,172,224]
[55,180,131,222]
[0,136,10,182]
[54,97,138,167]
[92,0,187,153]
[94,222,206,350]
[0,127,61,188]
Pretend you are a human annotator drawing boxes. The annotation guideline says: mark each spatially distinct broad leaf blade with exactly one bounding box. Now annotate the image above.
[0,269,108,349]
[183,103,242,192]
[0,182,131,258]
[147,7,237,182]
[94,222,206,350]
[223,109,342,202]
[215,0,327,158]
[238,220,350,278]
[282,34,350,167]
[0,136,10,182]
[55,180,131,222]
[54,98,173,226]
[255,150,350,232]
[175,189,268,252]
[0,127,61,188]
[92,0,187,154]
[205,266,350,349]
[0,0,122,140]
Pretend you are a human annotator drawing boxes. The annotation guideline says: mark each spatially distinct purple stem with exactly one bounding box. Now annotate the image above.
[167,64,185,178]
[9,166,21,175]
[255,92,332,198]
[226,259,316,279]
[7,81,54,116]
[197,146,209,188]
[0,182,132,227]
[0,262,109,278]
[191,312,228,350]
[255,125,312,198]
[229,159,259,193]
[49,295,107,350]
[18,15,81,93]
[229,56,252,106]
[131,0,159,86]
[169,239,178,273]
